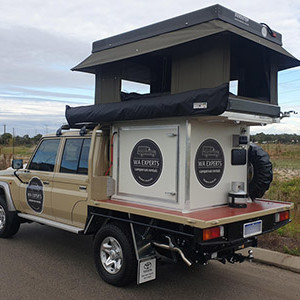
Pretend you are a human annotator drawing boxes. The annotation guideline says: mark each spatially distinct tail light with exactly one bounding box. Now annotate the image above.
[203,226,224,241]
[275,211,289,222]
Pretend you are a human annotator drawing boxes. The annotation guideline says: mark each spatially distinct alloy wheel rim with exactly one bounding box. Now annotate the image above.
[100,236,123,274]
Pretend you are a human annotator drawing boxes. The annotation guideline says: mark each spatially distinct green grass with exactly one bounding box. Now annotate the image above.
[266,177,300,202]
[283,246,300,256]
[272,158,300,169]
[265,178,300,234]
[277,221,300,239]
[0,145,34,158]
[261,143,300,169]
[258,144,300,254]
[264,177,300,256]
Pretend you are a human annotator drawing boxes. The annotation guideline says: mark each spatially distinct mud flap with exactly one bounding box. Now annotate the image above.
[137,257,157,284]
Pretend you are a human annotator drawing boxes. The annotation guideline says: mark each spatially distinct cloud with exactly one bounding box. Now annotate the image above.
[0,86,93,103]
[251,115,300,134]
[2,1,300,55]
[0,97,87,136]
[0,25,93,89]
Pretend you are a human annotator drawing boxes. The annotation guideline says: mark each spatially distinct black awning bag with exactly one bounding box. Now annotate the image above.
[65,83,228,126]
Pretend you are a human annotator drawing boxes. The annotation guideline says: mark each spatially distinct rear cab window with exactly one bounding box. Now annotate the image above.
[60,138,91,175]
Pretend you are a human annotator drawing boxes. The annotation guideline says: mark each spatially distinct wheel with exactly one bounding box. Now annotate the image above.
[93,223,137,286]
[0,196,20,238]
[248,143,273,199]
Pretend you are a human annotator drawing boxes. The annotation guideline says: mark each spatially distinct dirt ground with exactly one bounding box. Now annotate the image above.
[273,168,300,180]
[258,234,299,254]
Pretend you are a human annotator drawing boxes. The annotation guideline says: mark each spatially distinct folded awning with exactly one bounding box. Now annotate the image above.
[65,84,229,126]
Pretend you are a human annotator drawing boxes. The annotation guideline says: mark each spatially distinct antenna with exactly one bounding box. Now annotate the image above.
[12,128,15,159]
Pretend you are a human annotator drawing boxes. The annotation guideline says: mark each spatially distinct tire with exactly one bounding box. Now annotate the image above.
[0,196,20,238]
[248,143,273,200]
[93,223,137,286]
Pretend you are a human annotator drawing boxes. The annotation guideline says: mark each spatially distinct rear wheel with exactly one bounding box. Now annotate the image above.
[93,223,137,286]
[0,196,20,238]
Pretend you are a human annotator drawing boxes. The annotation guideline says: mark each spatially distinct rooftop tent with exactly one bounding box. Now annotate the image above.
[73,21,299,72]
[71,4,300,108]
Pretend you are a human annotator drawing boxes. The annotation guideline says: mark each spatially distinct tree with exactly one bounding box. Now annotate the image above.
[0,133,12,145]
[32,134,42,144]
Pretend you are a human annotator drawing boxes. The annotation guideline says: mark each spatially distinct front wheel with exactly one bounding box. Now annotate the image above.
[0,196,20,238]
[93,223,137,286]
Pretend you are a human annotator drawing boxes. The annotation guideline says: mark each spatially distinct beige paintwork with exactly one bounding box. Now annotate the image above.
[0,172,24,211]
[0,129,111,230]
[18,171,55,219]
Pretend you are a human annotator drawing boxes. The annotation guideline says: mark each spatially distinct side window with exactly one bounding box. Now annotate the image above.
[28,139,60,172]
[78,139,91,174]
[60,138,91,175]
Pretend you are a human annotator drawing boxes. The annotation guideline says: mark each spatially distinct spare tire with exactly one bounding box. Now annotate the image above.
[248,143,273,199]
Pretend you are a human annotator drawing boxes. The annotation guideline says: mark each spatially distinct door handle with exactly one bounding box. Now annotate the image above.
[79,186,87,190]
[43,181,49,185]
[165,192,176,196]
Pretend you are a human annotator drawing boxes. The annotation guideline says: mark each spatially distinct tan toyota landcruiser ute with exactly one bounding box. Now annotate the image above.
[0,4,298,287]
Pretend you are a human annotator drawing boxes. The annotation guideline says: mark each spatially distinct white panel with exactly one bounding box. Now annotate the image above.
[112,118,249,213]
[117,125,179,204]
[189,121,248,209]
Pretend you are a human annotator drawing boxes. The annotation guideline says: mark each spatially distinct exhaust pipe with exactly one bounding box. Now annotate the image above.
[152,241,192,266]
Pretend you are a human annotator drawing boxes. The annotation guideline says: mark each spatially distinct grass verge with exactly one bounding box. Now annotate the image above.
[259,144,300,256]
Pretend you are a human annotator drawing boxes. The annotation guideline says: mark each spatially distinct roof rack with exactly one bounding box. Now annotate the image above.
[56,123,101,136]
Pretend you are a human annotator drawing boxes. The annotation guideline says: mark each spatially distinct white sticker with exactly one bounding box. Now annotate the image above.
[193,102,207,109]
[261,26,268,38]
[138,257,156,284]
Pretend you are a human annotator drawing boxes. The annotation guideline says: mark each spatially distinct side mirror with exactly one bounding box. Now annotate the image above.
[12,159,23,170]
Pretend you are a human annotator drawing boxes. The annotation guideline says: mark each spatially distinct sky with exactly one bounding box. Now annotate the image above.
[1,0,300,136]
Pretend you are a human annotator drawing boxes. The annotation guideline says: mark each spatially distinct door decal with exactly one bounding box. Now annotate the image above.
[130,139,163,186]
[195,139,224,188]
[26,177,44,213]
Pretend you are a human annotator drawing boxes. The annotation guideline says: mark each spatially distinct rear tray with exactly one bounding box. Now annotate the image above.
[91,198,293,229]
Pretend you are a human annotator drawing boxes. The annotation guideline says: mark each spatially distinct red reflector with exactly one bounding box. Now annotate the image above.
[279,211,289,222]
[203,226,223,241]
[275,211,290,222]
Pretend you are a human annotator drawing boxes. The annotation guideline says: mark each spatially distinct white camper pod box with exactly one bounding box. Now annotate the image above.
[112,118,249,212]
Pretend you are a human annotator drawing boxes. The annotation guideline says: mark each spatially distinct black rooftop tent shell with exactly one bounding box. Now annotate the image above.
[72,4,300,73]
